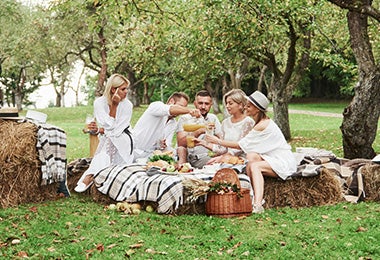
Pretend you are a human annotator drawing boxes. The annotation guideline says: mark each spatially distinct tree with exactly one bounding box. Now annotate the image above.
[328,0,380,159]
[0,0,43,109]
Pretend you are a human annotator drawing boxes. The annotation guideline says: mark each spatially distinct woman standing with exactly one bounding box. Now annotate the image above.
[205,91,297,213]
[75,74,134,192]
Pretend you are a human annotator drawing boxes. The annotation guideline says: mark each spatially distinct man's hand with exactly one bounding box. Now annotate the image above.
[189,109,201,118]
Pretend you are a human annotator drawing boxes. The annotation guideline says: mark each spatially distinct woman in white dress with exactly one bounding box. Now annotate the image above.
[196,89,254,163]
[74,74,134,192]
[205,91,297,213]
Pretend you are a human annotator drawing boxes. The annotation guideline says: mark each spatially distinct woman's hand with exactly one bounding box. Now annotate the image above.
[205,134,219,144]
[194,138,207,147]
[112,88,122,105]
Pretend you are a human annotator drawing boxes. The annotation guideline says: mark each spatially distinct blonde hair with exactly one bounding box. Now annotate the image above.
[223,89,247,112]
[104,74,130,105]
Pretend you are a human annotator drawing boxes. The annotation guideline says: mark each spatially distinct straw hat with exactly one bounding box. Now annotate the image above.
[0,107,23,120]
[245,91,269,111]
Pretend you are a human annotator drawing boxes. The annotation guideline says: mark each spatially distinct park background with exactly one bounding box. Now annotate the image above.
[1,1,380,258]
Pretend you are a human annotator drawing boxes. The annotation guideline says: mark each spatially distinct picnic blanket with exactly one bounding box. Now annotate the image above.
[34,122,67,185]
[94,164,252,214]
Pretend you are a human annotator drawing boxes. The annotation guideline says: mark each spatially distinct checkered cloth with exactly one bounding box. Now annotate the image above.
[35,123,67,185]
[94,164,252,214]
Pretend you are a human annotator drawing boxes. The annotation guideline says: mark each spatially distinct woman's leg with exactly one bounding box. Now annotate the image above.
[246,153,277,212]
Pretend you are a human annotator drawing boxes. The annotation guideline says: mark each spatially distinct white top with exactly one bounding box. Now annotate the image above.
[133,101,176,153]
[177,113,222,156]
[215,116,255,155]
[77,96,134,185]
[238,119,297,180]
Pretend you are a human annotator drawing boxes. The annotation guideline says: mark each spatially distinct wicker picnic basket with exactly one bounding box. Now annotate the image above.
[205,168,252,218]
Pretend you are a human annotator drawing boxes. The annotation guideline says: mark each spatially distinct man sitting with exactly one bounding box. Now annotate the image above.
[177,90,222,168]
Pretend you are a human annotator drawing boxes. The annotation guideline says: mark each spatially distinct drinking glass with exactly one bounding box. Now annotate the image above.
[85,114,95,132]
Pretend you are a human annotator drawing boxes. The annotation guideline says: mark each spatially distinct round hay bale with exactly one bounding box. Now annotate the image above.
[263,168,344,209]
[0,120,58,208]
[361,164,380,202]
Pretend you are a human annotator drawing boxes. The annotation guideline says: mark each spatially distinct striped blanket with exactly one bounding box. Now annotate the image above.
[94,164,252,214]
[35,122,67,185]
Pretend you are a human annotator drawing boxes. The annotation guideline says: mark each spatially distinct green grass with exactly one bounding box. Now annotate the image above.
[3,103,379,259]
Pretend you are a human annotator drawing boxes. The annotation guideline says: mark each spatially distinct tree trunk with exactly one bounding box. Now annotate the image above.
[204,78,221,114]
[142,82,149,104]
[341,73,380,158]
[96,25,107,97]
[271,83,291,140]
[340,6,380,159]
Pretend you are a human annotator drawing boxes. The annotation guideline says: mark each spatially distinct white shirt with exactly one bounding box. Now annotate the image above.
[133,101,176,153]
[238,119,297,180]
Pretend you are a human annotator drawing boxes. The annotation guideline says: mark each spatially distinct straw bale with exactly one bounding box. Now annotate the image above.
[66,158,92,191]
[263,168,344,209]
[0,120,58,208]
[361,164,380,202]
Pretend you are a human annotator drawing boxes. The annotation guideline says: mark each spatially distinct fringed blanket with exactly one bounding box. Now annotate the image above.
[93,164,252,214]
[35,122,67,185]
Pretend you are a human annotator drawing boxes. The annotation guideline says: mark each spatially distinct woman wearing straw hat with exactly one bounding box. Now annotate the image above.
[205,90,297,213]
[74,74,134,193]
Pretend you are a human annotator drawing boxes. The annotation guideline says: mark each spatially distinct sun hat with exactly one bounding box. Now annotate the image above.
[26,110,47,124]
[245,91,269,111]
[0,107,23,120]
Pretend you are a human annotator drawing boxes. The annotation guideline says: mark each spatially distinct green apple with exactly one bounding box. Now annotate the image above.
[166,165,176,172]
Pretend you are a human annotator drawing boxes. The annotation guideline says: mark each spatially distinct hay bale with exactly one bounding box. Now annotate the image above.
[66,158,92,191]
[0,120,58,208]
[361,164,380,202]
[264,168,344,209]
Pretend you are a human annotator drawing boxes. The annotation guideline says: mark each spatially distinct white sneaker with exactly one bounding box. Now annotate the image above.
[74,181,93,193]
[253,205,265,214]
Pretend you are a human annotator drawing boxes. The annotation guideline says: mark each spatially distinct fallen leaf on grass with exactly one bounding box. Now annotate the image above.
[47,247,55,252]
[145,248,167,255]
[107,243,117,249]
[53,230,61,236]
[125,249,135,257]
[241,251,250,256]
[11,239,21,245]
[180,235,194,239]
[356,226,367,232]
[17,251,28,257]
[29,206,38,213]
[129,243,144,249]
[96,243,104,252]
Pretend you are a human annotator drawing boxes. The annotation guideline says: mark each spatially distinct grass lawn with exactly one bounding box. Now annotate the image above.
[1,102,379,259]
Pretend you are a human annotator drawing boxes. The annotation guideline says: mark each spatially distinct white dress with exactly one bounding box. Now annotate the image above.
[213,116,255,156]
[77,96,134,184]
[133,101,176,157]
[238,119,297,180]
